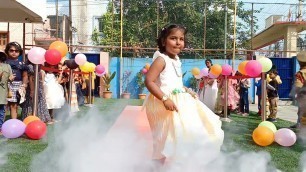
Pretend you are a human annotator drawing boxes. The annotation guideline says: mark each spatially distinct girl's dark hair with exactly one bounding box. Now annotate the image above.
[157,24,187,53]
[0,52,7,62]
[5,42,23,56]
[299,61,306,68]
[205,59,212,64]
[269,69,278,75]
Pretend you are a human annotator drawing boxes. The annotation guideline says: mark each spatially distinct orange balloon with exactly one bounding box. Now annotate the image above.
[191,67,200,76]
[210,64,222,76]
[23,116,40,126]
[252,126,274,146]
[49,41,68,57]
[238,61,248,75]
[145,63,150,70]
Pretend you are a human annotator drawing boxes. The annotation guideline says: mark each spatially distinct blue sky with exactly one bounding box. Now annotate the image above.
[240,0,304,33]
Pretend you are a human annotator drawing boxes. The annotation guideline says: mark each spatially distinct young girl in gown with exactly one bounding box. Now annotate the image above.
[143,24,224,164]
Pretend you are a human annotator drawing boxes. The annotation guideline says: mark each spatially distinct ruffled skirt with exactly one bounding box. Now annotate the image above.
[143,92,224,160]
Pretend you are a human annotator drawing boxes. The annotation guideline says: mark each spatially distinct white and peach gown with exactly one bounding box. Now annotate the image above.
[143,52,224,161]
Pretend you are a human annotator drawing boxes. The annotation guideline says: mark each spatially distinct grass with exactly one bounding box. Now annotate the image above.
[0,99,303,172]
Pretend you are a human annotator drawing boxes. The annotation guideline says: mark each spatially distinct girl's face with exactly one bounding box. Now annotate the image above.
[163,29,185,58]
[269,72,276,79]
[205,61,212,68]
[8,46,20,59]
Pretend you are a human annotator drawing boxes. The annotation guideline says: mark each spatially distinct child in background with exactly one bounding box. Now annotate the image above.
[266,69,281,122]
[255,79,262,115]
[238,77,250,116]
[0,52,14,134]
[291,51,306,128]
[5,42,28,119]
[144,24,223,165]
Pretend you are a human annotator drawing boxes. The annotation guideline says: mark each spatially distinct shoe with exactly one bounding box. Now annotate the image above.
[242,113,249,117]
[266,118,277,122]
[290,123,300,128]
[237,112,243,115]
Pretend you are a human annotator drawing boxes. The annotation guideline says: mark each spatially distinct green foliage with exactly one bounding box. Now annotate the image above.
[188,76,198,91]
[102,71,116,91]
[136,71,145,93]
[92,0,260,57]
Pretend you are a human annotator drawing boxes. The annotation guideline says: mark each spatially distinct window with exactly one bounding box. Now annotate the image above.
[93,16,103,33]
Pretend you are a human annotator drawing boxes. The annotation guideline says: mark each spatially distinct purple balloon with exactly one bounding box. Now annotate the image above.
[200,68,209,77]
[275,128,296,147]
[221,64,232,76]
[1,119,26,139]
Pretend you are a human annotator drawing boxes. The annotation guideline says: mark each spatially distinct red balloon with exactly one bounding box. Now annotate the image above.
[45,49,62,65]
[25,120,47,140]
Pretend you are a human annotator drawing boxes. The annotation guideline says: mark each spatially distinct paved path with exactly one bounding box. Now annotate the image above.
[249,101,298,123]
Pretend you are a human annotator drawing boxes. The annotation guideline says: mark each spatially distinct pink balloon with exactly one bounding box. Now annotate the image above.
[275,128,296,147]
[95,65,105,74]
[1,119,26,139]
[200,68,209,76]
[142,68,148,74]
[75,53,87,66]
[28,47,46,64]
[208,72,218,78]
[245,60,262,77]
[96,71,106,77]
[221,64,232,76]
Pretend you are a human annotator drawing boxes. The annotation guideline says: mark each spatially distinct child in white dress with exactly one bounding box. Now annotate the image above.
[44,68,65,118]
[144,24,224,165]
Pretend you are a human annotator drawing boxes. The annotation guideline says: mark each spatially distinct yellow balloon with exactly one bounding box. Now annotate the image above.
[80,62,91,72]
[88,63,96,72]
[191,67,200,76]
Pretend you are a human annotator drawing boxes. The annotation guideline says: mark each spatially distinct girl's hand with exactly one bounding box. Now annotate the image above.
[9,74,16,81]
[163,99,178,112]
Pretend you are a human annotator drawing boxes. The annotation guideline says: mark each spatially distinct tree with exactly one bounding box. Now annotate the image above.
[92,0,260,58]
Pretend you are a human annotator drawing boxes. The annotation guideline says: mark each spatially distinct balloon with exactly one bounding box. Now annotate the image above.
[145,63,150,70]
[49,41,68,57]
[252,126,274,146]
[191,67,200,76]
[257,57,273,73]
[210,64,222,76]
[96,71,106,77]
[142,68,148,74]
[258,121,277,133]
[221,64,232,76]
[274,128,296,147]
[65,52,71,59]
[208,72,218,78]
[95,65,105,74]
[64,59,79,69]
[23,116,40,126]
[1,119,26,139]
[238,61,248,75]
[245,60,262,77]
[88,63,96,73]
[80,62,90,72]
[25,120,47,140]
[75,54,87,66]
[200,68,209,76]
[194,74,202,79]
[28,47,46,65]
[45,49,62,65]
